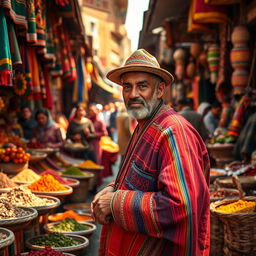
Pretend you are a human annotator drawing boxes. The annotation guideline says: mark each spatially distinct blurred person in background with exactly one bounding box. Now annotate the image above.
[4,111,23,137]
[109,102,119,143]
[218,96,234,129]
[66,103,96,161]
[177,98,209,142]
[31,108,64,148]
[197,102,211,117]
[116,103,133,162]
[19,106,36,140]
[204,101,222,136]
[88,104,108,164]
[102,104,111,136]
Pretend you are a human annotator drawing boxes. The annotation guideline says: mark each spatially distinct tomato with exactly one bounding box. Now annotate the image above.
[5,148,11,154]
[17,147,23,153]
[3,156,10,162]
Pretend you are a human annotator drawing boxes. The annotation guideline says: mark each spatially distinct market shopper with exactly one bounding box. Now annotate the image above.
[66,103,96,161]
[92,49,210,256]
[19,106,36,140]
[31,108,64,148]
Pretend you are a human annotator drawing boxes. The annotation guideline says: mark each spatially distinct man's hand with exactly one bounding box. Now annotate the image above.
[91,186,115,225]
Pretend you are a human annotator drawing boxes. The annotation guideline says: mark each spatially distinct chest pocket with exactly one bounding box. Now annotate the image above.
[125,161,157,192]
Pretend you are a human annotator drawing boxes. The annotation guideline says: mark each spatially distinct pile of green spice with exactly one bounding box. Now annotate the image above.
[49,218,90,232]
[32,232,80,247]
[62,166,88,176]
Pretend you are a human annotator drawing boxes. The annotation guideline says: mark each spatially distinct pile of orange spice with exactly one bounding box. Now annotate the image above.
[27,174,68,192]
[49,210,93,222]
[78,160,102,169]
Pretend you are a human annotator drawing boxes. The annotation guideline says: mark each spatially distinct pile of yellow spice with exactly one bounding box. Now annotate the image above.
[217,200,256,213]
[11,168,40,183]
[77,160,102,169]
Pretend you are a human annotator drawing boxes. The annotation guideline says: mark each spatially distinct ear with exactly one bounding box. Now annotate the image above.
[156,82,166,98]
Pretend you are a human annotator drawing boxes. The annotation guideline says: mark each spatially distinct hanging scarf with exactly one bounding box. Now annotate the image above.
[7,19,22,67]
[194,0,227,24]
[0,8,12,86]
[188,0,213,33]
[27,46,41,100]
[26,0,37,43]
[34,0,46,47]
[228,96,251,137]
[77,54,85,102]
[1,0,27,28]
[42,67,53,109]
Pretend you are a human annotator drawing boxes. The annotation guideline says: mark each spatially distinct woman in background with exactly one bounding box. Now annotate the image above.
[66,103,96,161]
[31,108,64,148]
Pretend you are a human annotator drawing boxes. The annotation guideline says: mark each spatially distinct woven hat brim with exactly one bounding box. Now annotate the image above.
[106,65,174,87]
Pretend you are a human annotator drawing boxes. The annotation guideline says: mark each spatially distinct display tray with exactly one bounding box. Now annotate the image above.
[64,143,88,152]
[27,185,73,197]
[77,165,104,171]
[20,252,75,256]
[63,203,91,214]
[44,221,96,237]
[27,147,59,155]
[0,207,38,227]
[29,153,47,163]
[31,195,61,216]
[25,234,89,252]
[61,172,94,180]
[48,212,94,223]
[0,227,15,250]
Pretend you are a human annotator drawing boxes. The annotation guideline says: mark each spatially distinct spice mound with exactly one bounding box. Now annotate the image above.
[216,200,256,213]
[0,172,17,188]
[63,166,91,176]
[32,232,80,247]
[27,174,68,192]
[49,210,93,222]
[0,187,55,207]
[77,160,102,169]
[40,169,72,185]
[11,169,40,183]
[0,198,28,219]
[49,218,90,232]
[15,246,65,255]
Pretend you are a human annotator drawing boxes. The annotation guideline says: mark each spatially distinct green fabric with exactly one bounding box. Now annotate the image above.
[26,0,37,43]
[0,8,12,71]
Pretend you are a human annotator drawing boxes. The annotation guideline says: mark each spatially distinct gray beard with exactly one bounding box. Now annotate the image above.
[126,90,159,120]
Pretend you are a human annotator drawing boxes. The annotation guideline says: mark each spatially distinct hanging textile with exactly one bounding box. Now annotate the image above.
[58,24,76,81]
[188,0,213,33]
[42,67,53,109]
[27,46,41,100]
[0,0,27,28]
[34,0,46,47]
[228,95,251,137]
[7,19,22,66]
[205,0,240,4]
[0,8,12,86]
[26,0,37,43]
[77,54,84,102]
[39,65,46,99]
[194,0,227,24]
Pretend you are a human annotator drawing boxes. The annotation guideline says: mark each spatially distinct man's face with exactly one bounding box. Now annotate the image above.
[121,72,164,120]
[22,107,32,120]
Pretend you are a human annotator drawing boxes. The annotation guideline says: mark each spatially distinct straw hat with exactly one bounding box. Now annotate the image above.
[107,49,174,86]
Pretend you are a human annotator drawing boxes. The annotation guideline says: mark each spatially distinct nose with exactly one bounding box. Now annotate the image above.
[130,86,139,98]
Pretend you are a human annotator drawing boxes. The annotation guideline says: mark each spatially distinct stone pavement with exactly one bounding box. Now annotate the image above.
[83,157,121,256]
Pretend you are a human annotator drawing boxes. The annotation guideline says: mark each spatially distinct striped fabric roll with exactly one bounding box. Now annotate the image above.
[207,44,220,84]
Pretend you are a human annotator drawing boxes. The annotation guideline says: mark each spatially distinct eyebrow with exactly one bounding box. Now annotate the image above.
[122,80,149,86]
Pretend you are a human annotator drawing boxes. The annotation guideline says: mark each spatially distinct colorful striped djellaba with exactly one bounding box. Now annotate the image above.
[99,103,210,256]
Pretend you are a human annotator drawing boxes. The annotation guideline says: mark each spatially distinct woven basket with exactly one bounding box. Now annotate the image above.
[211,196,256,255]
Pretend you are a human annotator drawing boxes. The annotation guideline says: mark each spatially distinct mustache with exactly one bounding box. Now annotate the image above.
[127,98,145,106]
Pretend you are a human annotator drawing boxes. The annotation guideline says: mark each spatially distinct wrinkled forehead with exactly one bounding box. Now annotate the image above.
[120,71,162,84]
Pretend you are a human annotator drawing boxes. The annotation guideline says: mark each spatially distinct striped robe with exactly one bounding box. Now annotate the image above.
[99,104,210,256]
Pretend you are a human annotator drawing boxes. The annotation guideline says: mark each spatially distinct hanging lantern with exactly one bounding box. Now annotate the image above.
[230,25,250,94]
[85,60,93,73]
[207,44,220,84]
[173,48,186,80]
[190,43,202,59]
[186,59,196,79]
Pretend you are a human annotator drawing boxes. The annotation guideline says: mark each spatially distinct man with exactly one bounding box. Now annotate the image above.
[92,49,210,256]
[19,106,36,140]
[203,101,222,136]
[178,98,209,141]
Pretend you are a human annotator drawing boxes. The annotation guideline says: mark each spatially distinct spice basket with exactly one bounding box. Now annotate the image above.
[44,221,96,237]
[25,234,89,255]
[0,161,28,175]
[0,207,38,230]
[0,228,15,250]
[211,196,256,255]
[62,173,94,203]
